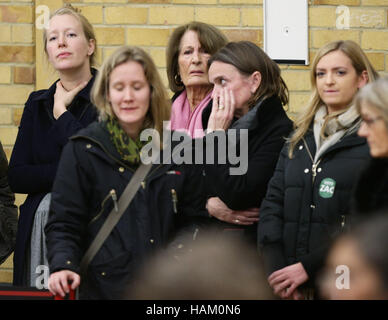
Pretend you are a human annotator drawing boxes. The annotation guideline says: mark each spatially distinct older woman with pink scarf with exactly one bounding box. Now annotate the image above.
[166,22,228,138]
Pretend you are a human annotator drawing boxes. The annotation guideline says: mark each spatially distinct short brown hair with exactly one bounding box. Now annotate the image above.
[91,46,171,139]
[166,22,228,93]
[208,41,289,108]
[43,4,97,67]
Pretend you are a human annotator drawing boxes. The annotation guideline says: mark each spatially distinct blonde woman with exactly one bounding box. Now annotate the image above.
[8,5,98,286]
[45,46,206,299]
[258,40,379,300]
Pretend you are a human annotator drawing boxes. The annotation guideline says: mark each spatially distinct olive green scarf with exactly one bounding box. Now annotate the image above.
[105,117,148,166]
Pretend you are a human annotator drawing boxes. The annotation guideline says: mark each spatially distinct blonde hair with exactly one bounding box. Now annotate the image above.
[287,40,379,158]
[91,46,171,140]
[43,4,97,67]
[355,77,388,126]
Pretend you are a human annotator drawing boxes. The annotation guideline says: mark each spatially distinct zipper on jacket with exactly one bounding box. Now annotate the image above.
[302,138,322,184]
[110,189,118,212]
[311,159,322,184]
[193,228,199,241]
[171,189,178,214]
[89,189,118,225]
[340,215,346,229]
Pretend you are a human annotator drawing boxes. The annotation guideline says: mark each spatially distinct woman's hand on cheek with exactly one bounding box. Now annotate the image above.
[207,88,235,132]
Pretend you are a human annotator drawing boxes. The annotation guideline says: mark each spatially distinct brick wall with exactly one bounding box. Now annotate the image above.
[0,0,35,283]
[0,0,387,284]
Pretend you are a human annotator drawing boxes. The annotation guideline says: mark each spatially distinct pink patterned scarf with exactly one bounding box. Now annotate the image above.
[169,90,212,138]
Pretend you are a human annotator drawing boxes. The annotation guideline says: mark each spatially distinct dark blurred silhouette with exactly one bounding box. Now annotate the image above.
[127,230,274,300]
[0,141,17,265]
[319,213,388,300]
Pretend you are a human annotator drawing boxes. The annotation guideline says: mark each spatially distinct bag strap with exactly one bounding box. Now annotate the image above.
[79,162,152,275]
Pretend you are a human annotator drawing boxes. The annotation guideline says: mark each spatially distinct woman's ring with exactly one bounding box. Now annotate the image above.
[234,219,240,223]
[218,105,225,110]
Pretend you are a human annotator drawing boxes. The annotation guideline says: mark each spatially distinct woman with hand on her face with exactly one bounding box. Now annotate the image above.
[352,77,388,216]
[45,46,206,299]
[203,41,293,245]
[167,22,228,138]
[258,40,379,300]
[8,5,98,286]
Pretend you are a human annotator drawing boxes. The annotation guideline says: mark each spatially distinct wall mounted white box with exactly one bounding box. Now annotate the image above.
[264,0,309,65]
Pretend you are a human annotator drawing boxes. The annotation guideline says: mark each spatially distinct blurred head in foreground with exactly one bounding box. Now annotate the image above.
[127,231,274,300]
[319,213,388,300]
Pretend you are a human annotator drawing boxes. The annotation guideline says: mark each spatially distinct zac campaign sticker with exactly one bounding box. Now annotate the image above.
[319,178,336,198]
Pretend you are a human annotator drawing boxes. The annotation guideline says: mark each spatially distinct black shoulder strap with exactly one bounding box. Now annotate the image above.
[79,162,152,275]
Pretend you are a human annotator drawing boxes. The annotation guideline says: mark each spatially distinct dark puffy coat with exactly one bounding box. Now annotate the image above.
[8,69,98,285]
[0,142,18,264]
[351,157,388,216]
[45,122,207,299]
[202,96,293,243]
[258,127,370,286]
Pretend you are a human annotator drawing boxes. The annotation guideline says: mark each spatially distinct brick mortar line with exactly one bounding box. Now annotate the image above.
[0,3,32,6]
[93,25,263,28]
[0,62,34,66]
[0,23,33,25]
[0,43,35,46]
[309,26,388,30]
[75,4,263,7]
[0,43,34,45]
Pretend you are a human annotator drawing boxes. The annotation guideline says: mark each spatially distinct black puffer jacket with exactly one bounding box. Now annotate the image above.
[202,96,293,243]
[258,127,370,286]
[351,157,388,216]
[45,122,207,299]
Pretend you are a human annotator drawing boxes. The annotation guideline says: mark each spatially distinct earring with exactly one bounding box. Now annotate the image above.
[174,73,183,86]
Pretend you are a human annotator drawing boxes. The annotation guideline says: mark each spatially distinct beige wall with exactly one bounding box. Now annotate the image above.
[0,0,387,283]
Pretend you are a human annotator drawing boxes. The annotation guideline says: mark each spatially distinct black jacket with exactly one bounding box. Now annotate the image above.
[202,96,293,242]
[45,121,207,299]
[8,69,98,285]
[351,157,388,217]
[0,142,17,265]
[258,127,370,286]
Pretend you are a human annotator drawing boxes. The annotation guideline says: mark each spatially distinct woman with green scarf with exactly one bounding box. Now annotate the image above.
[45,46,206,299]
